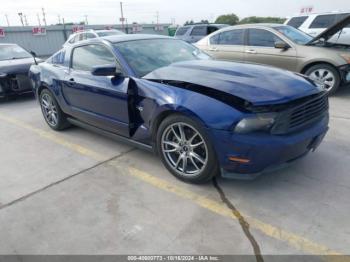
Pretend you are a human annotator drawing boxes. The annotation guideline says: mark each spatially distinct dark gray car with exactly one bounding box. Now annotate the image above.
[175,24,228,43]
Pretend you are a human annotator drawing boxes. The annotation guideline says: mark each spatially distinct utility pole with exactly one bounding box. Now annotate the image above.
[42,8,47,26]
[84,15,88,25]
[120,2,125,32]
[18,12,24,26]
[156,11,159,25]
[37,13,41,27]
[5,14,10,27]
[58,15,61,24]
[24,14,28,26]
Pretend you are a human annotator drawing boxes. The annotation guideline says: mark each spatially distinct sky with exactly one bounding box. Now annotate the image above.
[0,0,349,26]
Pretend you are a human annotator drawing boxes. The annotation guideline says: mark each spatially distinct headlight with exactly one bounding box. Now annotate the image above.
[340,54,350,64]
[234,114,277,134]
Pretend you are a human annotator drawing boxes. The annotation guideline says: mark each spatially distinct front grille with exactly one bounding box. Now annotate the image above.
[271,92,328,135]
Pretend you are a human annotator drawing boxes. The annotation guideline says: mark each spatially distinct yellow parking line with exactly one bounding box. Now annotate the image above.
[0,113,345,258]
[0,113,105,161]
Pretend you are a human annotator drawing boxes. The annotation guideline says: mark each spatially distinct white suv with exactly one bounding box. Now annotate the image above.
[285,12,350,44]
[63,29,124,47]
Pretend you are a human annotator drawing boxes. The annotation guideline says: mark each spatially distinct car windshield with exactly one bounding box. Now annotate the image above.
[97,31,123,37]
[114,39,211,77]
[274,26,313,45]
[0,44,32,61]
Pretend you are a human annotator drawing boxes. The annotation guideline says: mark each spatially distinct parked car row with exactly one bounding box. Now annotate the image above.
[196,16,350,94]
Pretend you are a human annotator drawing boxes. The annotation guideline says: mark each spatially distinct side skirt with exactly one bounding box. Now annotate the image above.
[67,117,154,153]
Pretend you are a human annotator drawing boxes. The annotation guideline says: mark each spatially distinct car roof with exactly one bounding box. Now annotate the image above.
[217,23,286,31]
[289,11,350,17]
[102,34,172,43]
[180,24,227,27]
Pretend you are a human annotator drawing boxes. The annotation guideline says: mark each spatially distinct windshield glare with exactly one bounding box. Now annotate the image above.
[0,44,32,61]
[274,26,313,45]
[114,39,211,77]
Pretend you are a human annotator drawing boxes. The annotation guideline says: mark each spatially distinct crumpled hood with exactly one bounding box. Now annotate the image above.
[0,57,36,75]
[143,60,320,105]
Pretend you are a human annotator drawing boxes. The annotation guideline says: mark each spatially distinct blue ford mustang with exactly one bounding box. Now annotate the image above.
[29,34,329,183]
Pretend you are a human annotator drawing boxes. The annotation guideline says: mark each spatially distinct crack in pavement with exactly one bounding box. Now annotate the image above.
[212,177,264,262]
[0,148,136,211]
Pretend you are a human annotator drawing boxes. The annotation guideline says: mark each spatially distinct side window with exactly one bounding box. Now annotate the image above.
[207,26,219,35]
[248,29,282,47]
[51,50,66,65]
[175,27,189,36]
[210,34,220,45]
[72,44,116,71]
[190,26,207,36]
[287,16,308,28]
[218,29,244,45]
[86,33,96,39]
[336,13,350,28]
[309,15,337,29]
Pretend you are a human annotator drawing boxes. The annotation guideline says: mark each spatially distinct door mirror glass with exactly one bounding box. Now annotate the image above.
[274,41,290,50]
[91,64,122,77]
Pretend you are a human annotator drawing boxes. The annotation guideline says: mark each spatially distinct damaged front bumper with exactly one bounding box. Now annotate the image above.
[210,114,329,180]
[0,74,33,97]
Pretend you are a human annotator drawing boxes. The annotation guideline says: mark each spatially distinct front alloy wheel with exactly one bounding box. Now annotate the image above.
[40,89,69,130]
[157,115,219,183]
[305,64,341,95]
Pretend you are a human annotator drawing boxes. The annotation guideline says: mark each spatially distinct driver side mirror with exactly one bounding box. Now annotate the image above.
[274,41,290,50]
[91,64,123,77]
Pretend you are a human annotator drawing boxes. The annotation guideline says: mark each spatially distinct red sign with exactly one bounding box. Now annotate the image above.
[0,28,5,37]
[72,26,84,33]
[32,27,46,36]
[300,6,314,14]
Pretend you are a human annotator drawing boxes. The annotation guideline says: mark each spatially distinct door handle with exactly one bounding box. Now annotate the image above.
[245,49,257,54]
[209,47,218,52]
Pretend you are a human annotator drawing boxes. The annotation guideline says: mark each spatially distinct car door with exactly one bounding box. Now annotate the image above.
[206,29,245,62]
[61,43,130,137]
[244,28,297,71]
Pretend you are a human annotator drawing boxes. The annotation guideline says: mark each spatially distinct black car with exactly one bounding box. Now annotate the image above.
[0,43,38,98]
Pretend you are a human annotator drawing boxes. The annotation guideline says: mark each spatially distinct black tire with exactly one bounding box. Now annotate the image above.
[305,64,341,95]
[39,89,70,131]
[156,114,219,184]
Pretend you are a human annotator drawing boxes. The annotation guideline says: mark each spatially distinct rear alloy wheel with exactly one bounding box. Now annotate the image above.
[157,115,219,184]
[40,89,70,130]
[305,64,341,95]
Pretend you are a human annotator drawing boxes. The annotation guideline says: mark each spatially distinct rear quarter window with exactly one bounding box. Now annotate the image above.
[309,14,337,29]
[50,50,66,65]
[287,16,308,28]
[175,27,189,36]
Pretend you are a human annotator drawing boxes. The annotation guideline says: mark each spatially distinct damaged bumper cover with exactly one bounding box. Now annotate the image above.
[210,114,329,180]
[339,64,350,83]
[0,74,33,97]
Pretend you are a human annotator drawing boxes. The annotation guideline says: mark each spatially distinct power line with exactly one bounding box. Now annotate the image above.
[5,14,10,27]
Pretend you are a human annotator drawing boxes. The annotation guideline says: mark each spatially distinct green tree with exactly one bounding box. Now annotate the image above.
[239,16,286,24]
[215,14,239,25]
[184,20,194,25]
